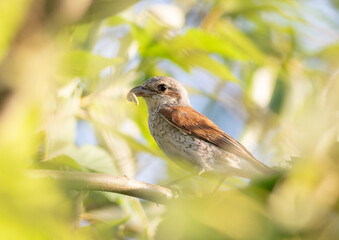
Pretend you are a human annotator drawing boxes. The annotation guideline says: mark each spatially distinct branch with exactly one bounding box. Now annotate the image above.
[27,170,176,204]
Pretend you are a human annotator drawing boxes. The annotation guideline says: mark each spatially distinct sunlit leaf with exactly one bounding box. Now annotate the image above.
[60,50,121,78]
[156,190,270,240]
[77,218,129,239]
[180,53,239,82]
[106,15,130,26]
[217,21,266,64]
[172,28,249,60]
[41,153,82,171]
[66,145,118,175]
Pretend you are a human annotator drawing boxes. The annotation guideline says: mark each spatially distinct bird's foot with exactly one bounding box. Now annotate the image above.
[167,184,181,199]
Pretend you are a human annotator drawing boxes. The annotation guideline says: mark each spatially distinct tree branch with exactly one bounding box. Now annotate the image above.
[27,170,176,204]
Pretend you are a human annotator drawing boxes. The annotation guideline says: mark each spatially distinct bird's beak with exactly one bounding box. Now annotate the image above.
[128,86,156,97]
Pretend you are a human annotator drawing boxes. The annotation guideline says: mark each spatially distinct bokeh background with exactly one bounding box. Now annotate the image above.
[1,0,339,239]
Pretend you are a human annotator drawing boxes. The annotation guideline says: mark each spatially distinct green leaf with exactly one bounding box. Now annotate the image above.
[66,145,118,175]
[40,154,82,171]
[217,21,266,64]
[77,217,129,238]
[156,191,269,240]
[172,28,250,60]
[133,100,158,141]
[321,43,339,68]
[106,15,130,26]
[178,53,239,82]
[117,130,164,157]
[60,50,121,78]
[44,116,78,157]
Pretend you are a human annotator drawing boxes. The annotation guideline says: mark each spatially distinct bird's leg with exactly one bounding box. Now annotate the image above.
[211,176,226,194]
[198,168,206,176]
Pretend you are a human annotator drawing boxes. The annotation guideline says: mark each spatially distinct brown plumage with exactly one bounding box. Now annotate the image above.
[158,106,274,175]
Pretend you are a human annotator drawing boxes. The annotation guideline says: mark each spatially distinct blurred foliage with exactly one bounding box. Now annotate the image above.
[0,0,339,239]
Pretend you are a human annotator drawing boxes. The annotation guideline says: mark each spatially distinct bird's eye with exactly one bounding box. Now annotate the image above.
[158,84,167,92]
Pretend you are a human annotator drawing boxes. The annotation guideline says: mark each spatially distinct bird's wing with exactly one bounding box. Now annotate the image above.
[159,106,272,172]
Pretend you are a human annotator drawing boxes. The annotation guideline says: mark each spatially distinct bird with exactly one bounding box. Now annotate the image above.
[127,76,275,182]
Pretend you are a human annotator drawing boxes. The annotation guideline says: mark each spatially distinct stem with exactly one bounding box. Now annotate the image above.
[27,170,176,204]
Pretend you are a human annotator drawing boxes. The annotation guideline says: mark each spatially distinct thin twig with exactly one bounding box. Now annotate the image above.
[27,170,176,204]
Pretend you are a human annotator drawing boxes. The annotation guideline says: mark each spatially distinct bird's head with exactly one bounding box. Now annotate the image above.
[128,76,191,113]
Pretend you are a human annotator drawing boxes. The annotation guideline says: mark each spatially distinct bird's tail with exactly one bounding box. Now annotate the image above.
[238,159,278,179]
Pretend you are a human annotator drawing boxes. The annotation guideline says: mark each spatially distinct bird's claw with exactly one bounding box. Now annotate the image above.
[168,185,181,199]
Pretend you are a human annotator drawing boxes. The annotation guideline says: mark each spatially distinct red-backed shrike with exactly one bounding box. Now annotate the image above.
[128,76,275,180]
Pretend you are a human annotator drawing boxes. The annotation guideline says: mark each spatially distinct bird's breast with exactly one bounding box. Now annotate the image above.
[148,110,220,171]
